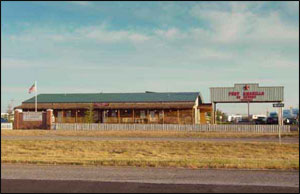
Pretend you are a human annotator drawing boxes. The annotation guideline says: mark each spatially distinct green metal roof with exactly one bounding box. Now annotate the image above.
[23,92,201,103]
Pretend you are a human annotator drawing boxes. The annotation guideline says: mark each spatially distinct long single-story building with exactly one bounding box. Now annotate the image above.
[15,92,212,124]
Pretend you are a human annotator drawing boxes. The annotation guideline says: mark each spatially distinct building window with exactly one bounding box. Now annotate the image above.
[66,110,72,117]
[121,109,132,117]
[140,110,146,118]
[159,111,163,118]
[150,111,155,118]
[108,110,117,117]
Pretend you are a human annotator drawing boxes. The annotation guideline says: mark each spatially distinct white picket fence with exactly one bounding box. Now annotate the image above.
[52,123,291,133]
[1,123,13,130]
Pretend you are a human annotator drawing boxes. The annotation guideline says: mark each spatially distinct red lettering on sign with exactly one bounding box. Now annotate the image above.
[94,103,109,107]
[229,90,265,101]
[229,92,240,96]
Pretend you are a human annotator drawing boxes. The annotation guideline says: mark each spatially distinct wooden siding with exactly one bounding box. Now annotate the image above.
[16,102,213,125]
[16,102,195,110]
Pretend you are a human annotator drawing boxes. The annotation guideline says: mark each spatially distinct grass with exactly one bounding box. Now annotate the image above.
[1,129,299,138]
[1,140,299,170]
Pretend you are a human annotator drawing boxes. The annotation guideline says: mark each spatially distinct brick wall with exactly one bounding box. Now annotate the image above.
[14,109,53,130]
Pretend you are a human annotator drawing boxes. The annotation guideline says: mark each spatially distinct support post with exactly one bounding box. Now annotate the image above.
[212,102,216,124]
[132,109,135,123]
[279,106,283,126]
[118,109,120,123]
[162,110,165,124]
[247,101,250,121]
[35,81,37,112]
[98,109,101,123]
[62,110,64,123]
[46,109,53,130]
[13,109,21,129]
[75,109,78,123]
[177,109,180,124]
[192,108,194,124]
[103,110,106,123]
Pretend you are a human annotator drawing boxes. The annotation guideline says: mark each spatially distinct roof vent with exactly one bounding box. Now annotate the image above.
[145,91,155,93]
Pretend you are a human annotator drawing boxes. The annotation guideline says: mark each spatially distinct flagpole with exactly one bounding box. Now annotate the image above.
[35,81,37,112]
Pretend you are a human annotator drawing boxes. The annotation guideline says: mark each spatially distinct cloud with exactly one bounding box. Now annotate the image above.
[70,1,91,6]
[189,2,299,44]
[154,28,185,40]
[6,24,150,44]
[82,26,150,43]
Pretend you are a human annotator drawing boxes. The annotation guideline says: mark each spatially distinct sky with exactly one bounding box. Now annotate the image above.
[1,1,299,115]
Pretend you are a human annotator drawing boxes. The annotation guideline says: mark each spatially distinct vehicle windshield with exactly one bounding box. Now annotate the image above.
[269,112,278,118]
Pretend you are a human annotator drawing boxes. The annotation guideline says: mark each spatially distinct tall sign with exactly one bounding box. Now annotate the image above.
[209,83,284,124]
[210,83,284,103]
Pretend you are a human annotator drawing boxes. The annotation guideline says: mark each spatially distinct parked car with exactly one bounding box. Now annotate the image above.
[284,118,298,125]
[1,118,8,123]
[266,117,278,124]
[237,118,255,125]
[266,112,278,124]
[254,117,266,124]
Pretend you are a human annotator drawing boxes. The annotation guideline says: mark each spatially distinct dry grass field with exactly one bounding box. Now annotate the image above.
[1,129,299,138]
[1,139,299,170]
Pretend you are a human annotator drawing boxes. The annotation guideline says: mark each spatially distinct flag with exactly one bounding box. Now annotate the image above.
[29,83,36,94]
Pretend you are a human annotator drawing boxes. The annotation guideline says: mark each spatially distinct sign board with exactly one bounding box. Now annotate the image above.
[94,103,109,107]
[23,112,43,121]
[273,103,284,108]
[210,83,284,103]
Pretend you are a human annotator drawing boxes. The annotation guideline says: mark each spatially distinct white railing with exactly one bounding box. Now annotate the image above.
[1,123,13,130]
[51,123,291,133]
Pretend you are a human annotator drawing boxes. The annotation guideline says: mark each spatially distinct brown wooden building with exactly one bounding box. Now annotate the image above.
[15,92,212,124]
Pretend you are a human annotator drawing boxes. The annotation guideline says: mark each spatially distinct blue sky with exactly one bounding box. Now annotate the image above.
[1,1,299,115]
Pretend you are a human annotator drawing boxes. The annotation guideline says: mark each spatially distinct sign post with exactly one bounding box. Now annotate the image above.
[273,103,284,125]
[273,103,284,145]
[273,103,284,108]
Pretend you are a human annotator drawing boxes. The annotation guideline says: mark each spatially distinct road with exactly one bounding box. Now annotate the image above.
[1,135,299,143]
[1,164,299,193]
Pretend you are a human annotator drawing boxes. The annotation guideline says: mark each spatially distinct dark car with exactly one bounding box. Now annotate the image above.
[266,117,278,124]
[254,117,266,124]
[284,118,297,125]
[237,118,255,125]
[1,118,8,123]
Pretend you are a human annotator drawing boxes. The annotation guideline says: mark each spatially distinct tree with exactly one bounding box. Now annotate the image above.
[84,104,94,123]
[6,99,14,123]
[216,109,228,124]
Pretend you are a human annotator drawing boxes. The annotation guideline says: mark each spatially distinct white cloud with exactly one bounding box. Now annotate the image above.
[190,3,299,44]
[155,28,183,39]
[70,1,91,6]
[82,26,150,43]
[1,58,41,68]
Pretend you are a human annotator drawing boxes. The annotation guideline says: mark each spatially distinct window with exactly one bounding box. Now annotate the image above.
[121,109,132,117]
[140,111,146,118]
[159,111,163,118]
[150,111,155,118]
[111,110,117,117]
[66,110,72,117]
